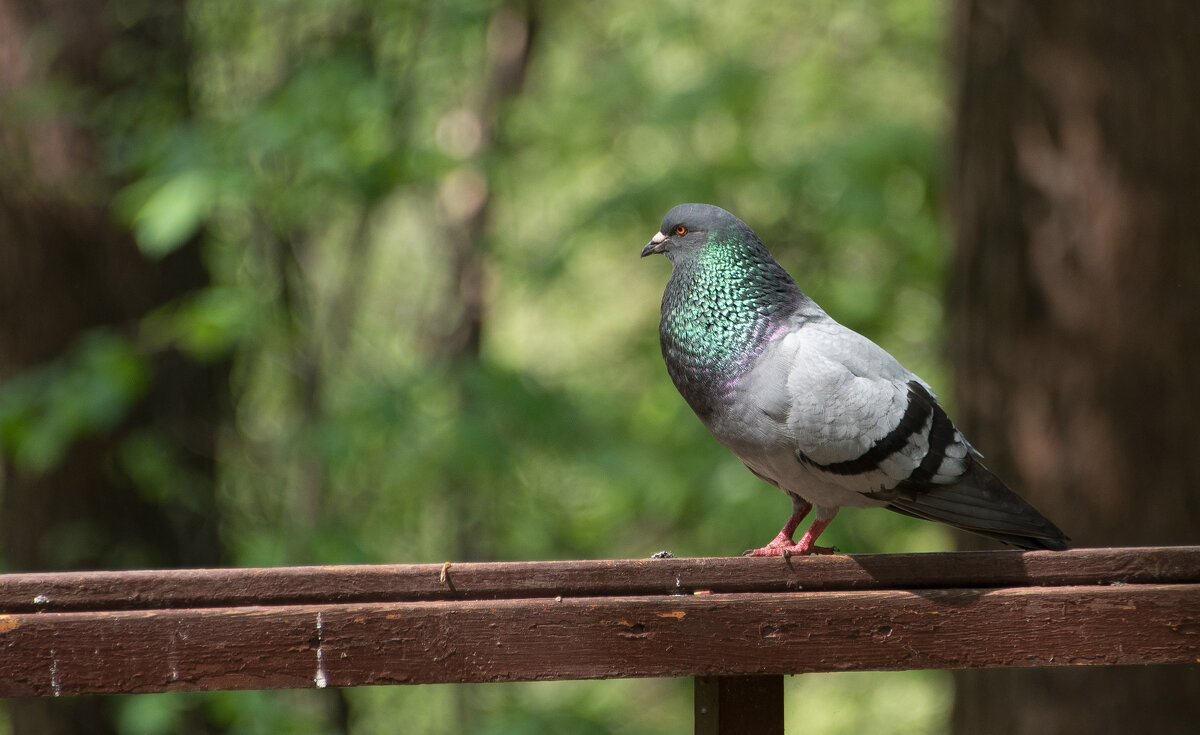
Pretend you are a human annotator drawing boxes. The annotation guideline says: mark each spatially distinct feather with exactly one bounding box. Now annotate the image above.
[643,203,1070,554]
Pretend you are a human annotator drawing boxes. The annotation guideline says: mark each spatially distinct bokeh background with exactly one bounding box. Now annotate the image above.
[2,1,1197,733]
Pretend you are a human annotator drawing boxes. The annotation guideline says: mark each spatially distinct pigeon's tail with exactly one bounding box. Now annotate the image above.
[885,463,1070,551]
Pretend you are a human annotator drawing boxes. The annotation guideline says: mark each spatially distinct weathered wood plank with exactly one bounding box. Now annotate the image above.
[2,584,1196,696]
[1,546,1197,612]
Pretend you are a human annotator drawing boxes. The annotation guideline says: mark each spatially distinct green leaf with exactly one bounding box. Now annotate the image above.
[141,287,254,359]
[128,171,215,257]
[0,331,149,474]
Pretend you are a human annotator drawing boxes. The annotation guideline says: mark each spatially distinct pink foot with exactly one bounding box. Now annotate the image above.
[798,541,839,555]
[743,541,839,557]
[744,543,793,557]
[744,512,839,557]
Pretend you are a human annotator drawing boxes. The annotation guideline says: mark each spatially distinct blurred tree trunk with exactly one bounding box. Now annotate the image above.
[436,1,537,556]
[950,1,1200,733]
[0,1,227,733]
[435,4,538,731]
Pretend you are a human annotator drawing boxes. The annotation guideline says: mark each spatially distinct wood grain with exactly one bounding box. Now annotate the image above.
[1,583,1196,696]
[1,546,1196,612]
[1,547,1196,697]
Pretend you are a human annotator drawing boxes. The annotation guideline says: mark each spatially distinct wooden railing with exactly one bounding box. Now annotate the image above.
[2,546,1198,733]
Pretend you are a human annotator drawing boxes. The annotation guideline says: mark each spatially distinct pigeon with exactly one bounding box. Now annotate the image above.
[641,203,1069,555]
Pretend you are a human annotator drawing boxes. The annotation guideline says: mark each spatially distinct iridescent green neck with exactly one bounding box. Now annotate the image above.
[658,230,801,415]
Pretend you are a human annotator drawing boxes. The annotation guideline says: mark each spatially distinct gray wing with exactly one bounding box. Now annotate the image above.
[779,319,955,486]
[774,318,1069,549]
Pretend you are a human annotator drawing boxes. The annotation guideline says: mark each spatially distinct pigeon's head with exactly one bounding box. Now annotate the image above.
[640,203,755,261]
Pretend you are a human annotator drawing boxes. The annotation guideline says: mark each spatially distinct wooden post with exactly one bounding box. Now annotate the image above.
[695,675,784,735]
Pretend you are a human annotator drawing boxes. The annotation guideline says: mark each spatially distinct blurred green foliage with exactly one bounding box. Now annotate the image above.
[1,0,955,732]
[0,331,149,473]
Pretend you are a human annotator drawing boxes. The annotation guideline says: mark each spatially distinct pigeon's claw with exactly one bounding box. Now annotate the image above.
[742,541,839,557]
[741,497,815,556]
[796,542,839,556]
[742,526,802,556]
[744,513,840,557]
[743,542,796,557]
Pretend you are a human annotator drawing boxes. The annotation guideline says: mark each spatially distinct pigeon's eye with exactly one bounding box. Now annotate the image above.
[674,225,687,236]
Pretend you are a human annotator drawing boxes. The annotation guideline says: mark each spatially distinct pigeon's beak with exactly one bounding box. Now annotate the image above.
[641,231,668,257]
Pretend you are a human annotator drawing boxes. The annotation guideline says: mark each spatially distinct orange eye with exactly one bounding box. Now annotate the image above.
[674,225,687,235]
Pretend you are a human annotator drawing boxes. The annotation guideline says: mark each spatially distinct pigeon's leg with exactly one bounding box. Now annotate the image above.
[746,503,840,557]
[792,508,839,555]
[744,496,811,556]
